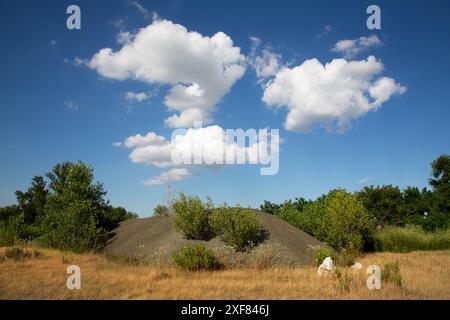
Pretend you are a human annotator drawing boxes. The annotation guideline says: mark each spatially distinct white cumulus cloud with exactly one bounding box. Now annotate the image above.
[262,56,406,132]
[332,35,383,59]
[143,168,193,186]
[88,19,246,128]
[124,132,167,148]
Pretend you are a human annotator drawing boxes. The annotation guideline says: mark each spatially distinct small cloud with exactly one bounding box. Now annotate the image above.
[143,168,194,186]
[332,35,383,59]
[124,132,166,148]
[128,1,158,21]
[64,101,79,111]
[112,142,123,147]
[248,36,283,81]
[73,56,88,66]
[357,177,372,185]
[315,25,332,38]
[49,40,57,48]
[123,91,153,103]
[65,57,88,66]
[112,17,127,29]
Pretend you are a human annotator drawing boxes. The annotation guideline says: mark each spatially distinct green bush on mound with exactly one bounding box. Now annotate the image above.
[374,226,450,252]
[172,244,221,271]
[172,194,214,240]
[210,205,263,252]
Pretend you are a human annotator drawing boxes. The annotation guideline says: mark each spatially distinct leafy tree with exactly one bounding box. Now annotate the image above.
[100,207,138,231]
[259,200,280,214]
[291,197,310,212]
[15,176,48,225]
[41,162,111,251]
[46,162,73,194]
[0,206,20,222]
[320,189,374,251]
[267,190,374,252]
[154,204,170,216]
[429,154,450,191]
[357,185,403,226]
[429,154,450,219]
[260,197,309,215]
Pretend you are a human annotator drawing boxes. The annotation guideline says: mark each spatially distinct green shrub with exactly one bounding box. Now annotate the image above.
[172,245,221,271]
[320,190,374,252]
[172,194,213,240]
[154,204,170,217]
[429,229,450,250]
[41,199,106,252]
[5,247,31,261]
[310,245,337,266]
[337,247,359,267]
[271,190,374,253]
[334,268,352,293]
[210,205,263,252]
[374,226,450,252]
[0,223,17,246]
[382,261,402,287]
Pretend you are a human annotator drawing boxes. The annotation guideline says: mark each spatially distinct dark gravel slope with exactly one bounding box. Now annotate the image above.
[105,210,323,266]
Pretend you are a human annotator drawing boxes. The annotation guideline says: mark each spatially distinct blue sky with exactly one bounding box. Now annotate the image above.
[1,0,449,217]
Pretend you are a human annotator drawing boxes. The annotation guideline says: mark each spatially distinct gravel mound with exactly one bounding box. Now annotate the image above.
[105,210,323,266]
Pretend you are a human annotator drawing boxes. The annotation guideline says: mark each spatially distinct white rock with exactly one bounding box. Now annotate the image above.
[317,256,335,276]
[351,262,363,270]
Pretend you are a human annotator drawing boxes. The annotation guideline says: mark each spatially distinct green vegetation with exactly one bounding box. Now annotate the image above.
[321,190,373,252]
[171,194,264,251]
[172,244,221,271]
[374,226,450,252]
[210,205,263,252]
[310,245,337,266]
[172,194,214,240]
[261,154,450,253]
[0,161,137,251]
[3,247,42,261]
[382,261,402,287]
[4,247,31,260]
[266,189,373,254]
[153,204,170,217]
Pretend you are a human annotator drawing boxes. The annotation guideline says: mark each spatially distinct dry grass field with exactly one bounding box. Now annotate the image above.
[0,247,449,299]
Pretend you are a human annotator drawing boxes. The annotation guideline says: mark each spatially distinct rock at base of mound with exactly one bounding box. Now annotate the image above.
[104,210,323,267]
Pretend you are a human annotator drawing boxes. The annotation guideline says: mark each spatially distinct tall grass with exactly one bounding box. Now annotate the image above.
[1,246,450,299]
[374,226,450,252]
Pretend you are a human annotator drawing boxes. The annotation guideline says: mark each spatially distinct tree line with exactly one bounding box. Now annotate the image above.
[0,161,137,251]
[260,154,450,253]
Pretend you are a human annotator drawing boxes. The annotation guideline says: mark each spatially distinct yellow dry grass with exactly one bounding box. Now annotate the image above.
[0,247,449,299]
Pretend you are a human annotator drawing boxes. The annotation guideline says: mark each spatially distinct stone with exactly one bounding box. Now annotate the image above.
[351,262,363,270]
[317,256,335,276]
